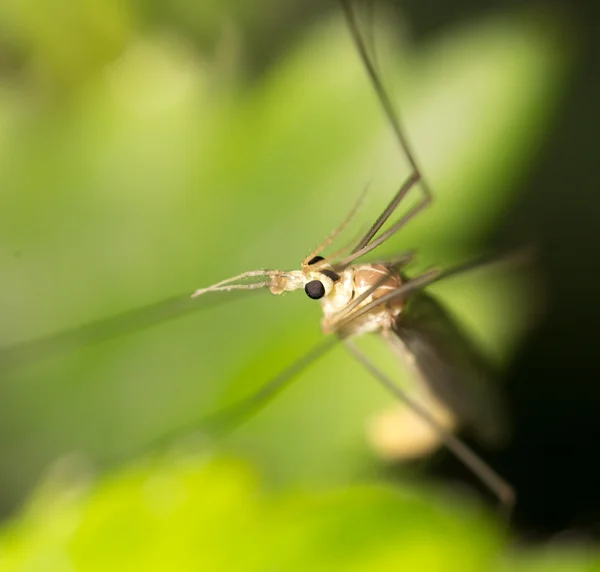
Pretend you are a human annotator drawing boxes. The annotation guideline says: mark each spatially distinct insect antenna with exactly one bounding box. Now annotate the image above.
[304,184,370,266]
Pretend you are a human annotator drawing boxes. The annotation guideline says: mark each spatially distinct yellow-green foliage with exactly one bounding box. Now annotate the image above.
[0,455,598,571]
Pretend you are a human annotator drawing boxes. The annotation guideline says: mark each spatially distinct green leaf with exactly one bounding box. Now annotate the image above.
[0,455,505,571]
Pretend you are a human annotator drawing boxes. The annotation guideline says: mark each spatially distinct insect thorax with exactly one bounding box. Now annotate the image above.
[320,263,404,336]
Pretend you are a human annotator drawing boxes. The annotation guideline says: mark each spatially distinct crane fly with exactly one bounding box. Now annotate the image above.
[0,0,516,515]
[189,0,515,512]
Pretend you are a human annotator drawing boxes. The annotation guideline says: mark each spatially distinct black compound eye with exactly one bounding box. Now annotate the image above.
[307,255,325,266]
[305,280,325,299]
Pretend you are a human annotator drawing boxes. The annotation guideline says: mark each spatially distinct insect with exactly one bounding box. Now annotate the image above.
[189,0,515,512]
[0,0,516,515]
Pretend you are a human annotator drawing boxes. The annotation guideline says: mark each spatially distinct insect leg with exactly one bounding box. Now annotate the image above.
[198,336,340,438]
[344,338,515,516]
[337,0,434,267]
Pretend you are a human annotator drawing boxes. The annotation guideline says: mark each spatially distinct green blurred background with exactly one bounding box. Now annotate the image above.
[1,0,597,569]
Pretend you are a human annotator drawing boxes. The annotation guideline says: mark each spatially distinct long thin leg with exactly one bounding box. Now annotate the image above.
[338,0,434,265]
[0,289,254,374]
[351,172,420,255]
[344,339,515,516]
[337,190,431,268]
[200,336,339,437]
[105,336,341,465]
[179,337,341,445]
[333,247,532,333]
[340,0,424,179]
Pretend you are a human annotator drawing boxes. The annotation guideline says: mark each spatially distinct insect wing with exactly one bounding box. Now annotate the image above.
[392,290,508,445]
